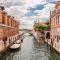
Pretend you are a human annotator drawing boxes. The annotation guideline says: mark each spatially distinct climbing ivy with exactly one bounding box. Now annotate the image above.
[34,25,50,32]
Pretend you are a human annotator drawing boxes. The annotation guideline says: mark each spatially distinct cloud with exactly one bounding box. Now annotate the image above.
[0,0,24,7]
[0,0,56,29]
[30,2,56,22]
[1,0,56,21]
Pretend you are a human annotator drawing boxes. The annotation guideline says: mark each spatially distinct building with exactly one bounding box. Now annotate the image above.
[0,6,19,52]
[34,20,49,26]
[49,0,60,53]
[33,20,50,42]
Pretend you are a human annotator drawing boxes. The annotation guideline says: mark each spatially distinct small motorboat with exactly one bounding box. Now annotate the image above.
[16,40,21,44]
[24,33,30,36]
[10,44,20,49]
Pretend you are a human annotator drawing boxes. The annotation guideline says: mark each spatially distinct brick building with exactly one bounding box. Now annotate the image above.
[0,6,19,52]
[50,0,60,53]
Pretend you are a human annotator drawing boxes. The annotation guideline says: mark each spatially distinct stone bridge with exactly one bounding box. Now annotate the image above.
[19,29,33,35]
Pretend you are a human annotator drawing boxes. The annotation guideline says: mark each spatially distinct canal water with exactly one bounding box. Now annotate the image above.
[0,34,60,60]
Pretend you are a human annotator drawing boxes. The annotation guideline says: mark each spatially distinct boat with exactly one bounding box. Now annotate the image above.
[10,44,20,49]
[16,40,21,44]
[24,33,30,36]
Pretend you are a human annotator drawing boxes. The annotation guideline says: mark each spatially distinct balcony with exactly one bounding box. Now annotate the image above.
[0,23,15,29]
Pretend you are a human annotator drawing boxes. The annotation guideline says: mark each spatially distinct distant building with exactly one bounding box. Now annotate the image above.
[34,20,49,28]
[0,6,19,52]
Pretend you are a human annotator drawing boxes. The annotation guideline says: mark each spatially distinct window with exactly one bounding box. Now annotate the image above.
[59,16,60,23]
[55,35,56,38]
[57,35,59,42]
[56,17,57,24]
[11,20,12,26]
[7,19,9,25]
[2,14,5,24]
[57,16,59,24]
[54,18,56,24]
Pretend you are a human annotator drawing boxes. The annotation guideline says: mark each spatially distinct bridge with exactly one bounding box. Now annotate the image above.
[19,29,33,35]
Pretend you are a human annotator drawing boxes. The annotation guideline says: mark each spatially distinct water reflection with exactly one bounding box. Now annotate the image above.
[0,35,60,60]
[0,48,21,60]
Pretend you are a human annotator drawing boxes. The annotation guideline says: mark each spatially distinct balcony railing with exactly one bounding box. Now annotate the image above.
[0,23,17,29]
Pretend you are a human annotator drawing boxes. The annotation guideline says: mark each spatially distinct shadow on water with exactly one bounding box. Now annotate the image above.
[33,37,60,60]
[0,48,21,60]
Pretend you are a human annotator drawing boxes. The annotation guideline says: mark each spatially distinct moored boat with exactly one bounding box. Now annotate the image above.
[10,44,20,49]
[16,40,21,44]
[24,33,30,36]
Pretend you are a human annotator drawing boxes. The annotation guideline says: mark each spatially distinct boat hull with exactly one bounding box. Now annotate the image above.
[10,44,20,50]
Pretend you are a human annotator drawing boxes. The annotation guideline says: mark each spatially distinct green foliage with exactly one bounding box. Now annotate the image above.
[34,25,50,31]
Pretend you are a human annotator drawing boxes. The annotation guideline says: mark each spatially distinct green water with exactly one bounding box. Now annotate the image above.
[0,35,60,60]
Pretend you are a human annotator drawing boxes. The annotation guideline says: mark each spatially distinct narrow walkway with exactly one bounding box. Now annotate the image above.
[0,35,60,60]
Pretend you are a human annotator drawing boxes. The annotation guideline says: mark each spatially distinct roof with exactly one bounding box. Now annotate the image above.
[55,1,60,8]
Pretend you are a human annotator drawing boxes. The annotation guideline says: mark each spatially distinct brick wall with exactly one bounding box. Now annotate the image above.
[0,8,19,52]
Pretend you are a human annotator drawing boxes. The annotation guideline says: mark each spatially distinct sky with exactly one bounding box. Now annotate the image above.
[0,0,57,29]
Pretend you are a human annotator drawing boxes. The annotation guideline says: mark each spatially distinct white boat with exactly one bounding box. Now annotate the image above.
[16,40,21,44]
[10,44,20,49]
[24,33,30,36]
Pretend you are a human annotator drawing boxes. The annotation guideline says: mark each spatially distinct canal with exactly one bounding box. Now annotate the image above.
[0,34,60,60]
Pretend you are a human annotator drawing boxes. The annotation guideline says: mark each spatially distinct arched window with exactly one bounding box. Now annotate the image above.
[58,16,59,24]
